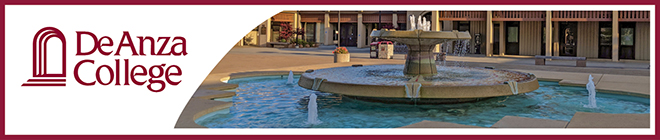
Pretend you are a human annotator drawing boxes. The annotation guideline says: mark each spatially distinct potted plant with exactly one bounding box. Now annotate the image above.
[333,47,350,63]
[304,41,310,48]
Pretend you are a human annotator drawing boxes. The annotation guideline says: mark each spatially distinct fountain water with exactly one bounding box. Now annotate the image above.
[584,75,597,108]
[286,70,294,85]
[307,93,322,125]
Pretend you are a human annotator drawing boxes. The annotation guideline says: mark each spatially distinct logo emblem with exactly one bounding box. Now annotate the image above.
[22,27,67,86]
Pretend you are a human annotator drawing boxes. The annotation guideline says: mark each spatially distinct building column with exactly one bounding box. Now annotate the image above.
[392,12,398,29]
[486,11,493,57]
[293,12,299,29]
[315,23,321,43]
[612,10,620,61]
[432,11,441,53]
[238,37,243,46]
[266,18,272,42]
[553,21,559,56]
[545,11,552,57]
[499,21,505,55]
[324,12,331,45]
[357,12,366,48]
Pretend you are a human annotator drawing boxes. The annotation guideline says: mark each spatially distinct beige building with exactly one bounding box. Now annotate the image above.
[241,10,650,61]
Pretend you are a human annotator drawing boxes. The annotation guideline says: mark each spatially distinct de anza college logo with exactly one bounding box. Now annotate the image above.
[21,27,186,92]
[22,27,67,86]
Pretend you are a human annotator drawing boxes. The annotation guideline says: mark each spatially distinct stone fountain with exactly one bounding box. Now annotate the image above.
[298,15,539,104]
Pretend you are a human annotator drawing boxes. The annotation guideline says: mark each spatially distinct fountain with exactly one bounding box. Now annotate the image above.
[584,75,597,108]
[286,70,294,85]
[298,15,539,104]
[307,93,322,125]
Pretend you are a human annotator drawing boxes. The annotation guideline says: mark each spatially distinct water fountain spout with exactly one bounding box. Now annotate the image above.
[286,70,294,84]
[584,75,597,108]
[307,93,322,125]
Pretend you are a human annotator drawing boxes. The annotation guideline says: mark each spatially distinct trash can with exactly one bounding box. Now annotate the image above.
[378,41,393,59]
[369,42,379,58]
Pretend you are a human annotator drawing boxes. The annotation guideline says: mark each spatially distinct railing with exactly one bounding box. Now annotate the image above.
[552,11,611,21]
[363,14,393,23]
[492,11,545,21]
[619,11,650,22]
[272,13,295,22]
[329,14,358,23]
[438,11,486,21]
[300,14,324,22]
[398,14,407,23]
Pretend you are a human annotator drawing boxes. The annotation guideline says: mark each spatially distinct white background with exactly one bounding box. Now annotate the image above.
[4,5,655,135]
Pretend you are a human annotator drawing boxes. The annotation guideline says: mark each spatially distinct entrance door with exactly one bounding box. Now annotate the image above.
[599,22,613,59]
[493,23,500,54]
[340,23,357,46]
[559,22,578,56]
[619,22,635,59]
[505,21,520,55]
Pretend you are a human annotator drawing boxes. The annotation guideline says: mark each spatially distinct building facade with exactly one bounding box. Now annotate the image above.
[244,10,651,61]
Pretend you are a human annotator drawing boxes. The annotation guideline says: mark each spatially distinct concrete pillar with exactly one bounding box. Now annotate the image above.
[266,18,272,42]
[545,11,552,57]
[486,11,493,57]
[315,23,321,43]
[293,12,299,29]
[357,12,366,48]
[499,21,505,55]
[553,21,559,56]
[324,12,331,45]
[432,11,441,53]
[612,10,620,61]
[392,13,398,29]
[238,37,243,46]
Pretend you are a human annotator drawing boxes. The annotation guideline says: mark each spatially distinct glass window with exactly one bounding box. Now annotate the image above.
[507,27,518,43]
[599,27,612,46]
[305,23,316,42]
[620,28,634,46]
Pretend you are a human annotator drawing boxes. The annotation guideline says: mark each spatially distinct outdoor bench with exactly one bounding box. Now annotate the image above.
[534,55,587,67]
[266,42,289,48]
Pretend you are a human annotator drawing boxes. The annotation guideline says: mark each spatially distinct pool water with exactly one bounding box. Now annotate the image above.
[195,75,650,128]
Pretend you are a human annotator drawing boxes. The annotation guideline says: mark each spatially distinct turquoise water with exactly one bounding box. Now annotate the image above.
[195,75,650,128]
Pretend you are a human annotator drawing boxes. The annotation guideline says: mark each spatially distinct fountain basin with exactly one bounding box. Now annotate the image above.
[195,75,649,128]
[298,65,539,104]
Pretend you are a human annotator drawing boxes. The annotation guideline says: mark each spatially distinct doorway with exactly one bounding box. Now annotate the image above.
[493,23,500,54]
[340,23,357,46]
[505,21,520,55]
[598,22,613,59]
[619,22,635,59]
[559,22,578,56]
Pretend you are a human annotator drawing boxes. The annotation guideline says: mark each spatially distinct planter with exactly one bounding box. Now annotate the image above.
[304,44,310,48]
[334,53,350,63]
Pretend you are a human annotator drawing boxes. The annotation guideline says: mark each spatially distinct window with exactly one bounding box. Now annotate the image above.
[599,27,612,45]
[507,27,519,43]
[304,23,316,42]
[620,28,634,46]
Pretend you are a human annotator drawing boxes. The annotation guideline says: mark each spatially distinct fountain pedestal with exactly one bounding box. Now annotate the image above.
[405,45,437,75]
[371,29,471,75]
